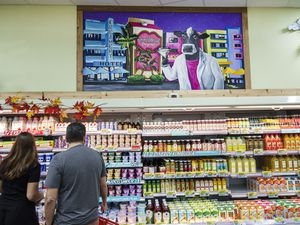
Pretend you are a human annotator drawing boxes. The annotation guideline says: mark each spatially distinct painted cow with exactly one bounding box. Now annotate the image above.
[161,27,224,90]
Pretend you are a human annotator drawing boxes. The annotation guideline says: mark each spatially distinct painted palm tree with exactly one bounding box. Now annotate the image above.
[115,26,138,72]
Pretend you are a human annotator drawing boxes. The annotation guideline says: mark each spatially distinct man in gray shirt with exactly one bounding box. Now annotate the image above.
[45,122,107,225]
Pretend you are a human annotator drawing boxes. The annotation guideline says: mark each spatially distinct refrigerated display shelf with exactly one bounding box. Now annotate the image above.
[0,147,54,153]
[146,220,300,225]
[106,162,143,169]
[143,172,230,180]
[99,196,145,203]
[106,178,144,185]
[143,151,223,158]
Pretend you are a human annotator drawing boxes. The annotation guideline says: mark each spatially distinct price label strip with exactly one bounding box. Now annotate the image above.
[267,191,279,198]
[247,192,258,199]
[254,149,264,155]
[219,189,230,196]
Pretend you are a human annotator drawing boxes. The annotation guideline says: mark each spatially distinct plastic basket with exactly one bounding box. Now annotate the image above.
[99,216,119,225]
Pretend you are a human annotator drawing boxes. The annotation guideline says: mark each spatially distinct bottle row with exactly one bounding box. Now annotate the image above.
[0,116,141,133]
[107,168,143,180]
[144,178,227,194]
[145,198,300,224]
[108,185,143,197]
[248,177,300,193]
[143,159,229,174]
[103,152,142,164]
[262,156,299,172]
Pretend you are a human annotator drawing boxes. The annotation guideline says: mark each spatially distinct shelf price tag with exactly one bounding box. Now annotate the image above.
[170,130,189,136]
[267,191,279,198]
[185,191,195,197]
[198,190,209,197]
[100,129,112,134]
[127,128,137,134]
[166,191,176,198]
[296,191,300,197]
[254,149,264,155]
[262,171,272,178]
[195,172,205,178]
[297,170,300,177]
[253,128,263,134]
[218,189,229,196]
[278,149,288,155]
[207,171,217,177]
[237,172,247,178]
[144,192,153,197]
[274,217,284,223]
[218,170,230,177]
[247,192,258,199]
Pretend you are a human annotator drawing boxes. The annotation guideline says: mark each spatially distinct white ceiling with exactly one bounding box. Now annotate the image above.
[0,0,299,7]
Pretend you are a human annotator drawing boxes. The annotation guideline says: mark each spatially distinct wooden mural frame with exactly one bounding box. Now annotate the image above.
[77,6,251,91]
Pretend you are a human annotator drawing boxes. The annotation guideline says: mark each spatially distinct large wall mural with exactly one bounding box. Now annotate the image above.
[81,11,246,91]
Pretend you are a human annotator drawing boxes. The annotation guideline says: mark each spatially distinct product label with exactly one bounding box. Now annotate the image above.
[154,212,162,224]
[163,212,170,224]
[146,210,153,224]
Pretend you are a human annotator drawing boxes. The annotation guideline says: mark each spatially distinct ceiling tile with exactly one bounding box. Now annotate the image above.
[247,0,289,7]
[0,0,27,4]
[287,0,300,7]
[162,0,205,7]
[71,0,118,5]
[204,0,246,7]
[27,0,73,4]
[116,0,161,6]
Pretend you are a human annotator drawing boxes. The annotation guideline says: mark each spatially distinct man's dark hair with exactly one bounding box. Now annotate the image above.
[66,122,86,143]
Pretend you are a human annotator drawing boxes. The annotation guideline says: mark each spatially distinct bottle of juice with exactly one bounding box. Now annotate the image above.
[236,157,243,173]
[221,178,227,190]
[162,200,170,224]
[146,200,154,224]
[264,135,271,151]
[228,157,236,174]
[296,134,300,150]
[270,134,277,150]
[232,137,238,152]
[284,134,291,150]
[213,179,218,191]
[242,157,250,174]
[279,156,287,172]
[249,156,257,173]
[286,156,294,171]
[275,134,283,150]
[154,200,162,224]
[271,156,280,172]
[290,134,296,150]
[226,137,233,152]
[217,178,222,191]
[292,155,298,171]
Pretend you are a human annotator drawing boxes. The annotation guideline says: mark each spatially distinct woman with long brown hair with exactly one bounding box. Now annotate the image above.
[0,132,44,225]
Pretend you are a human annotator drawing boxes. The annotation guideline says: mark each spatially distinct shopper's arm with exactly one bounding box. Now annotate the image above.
[27,182,44,203]
[100,176,108,212]
[45,188,58,225]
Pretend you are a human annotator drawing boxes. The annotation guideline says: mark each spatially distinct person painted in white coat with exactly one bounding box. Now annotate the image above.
[161,27,224,90]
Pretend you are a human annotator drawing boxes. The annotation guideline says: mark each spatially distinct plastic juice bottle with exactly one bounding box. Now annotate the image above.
[264,134,271,150]
[292,156,298,171]
[242,157,250,174]
[146,200,154,224]
[162,200,170,224]
[249,156,257,173]
[154,200,162,224]
[279,156,287,172]
[270,134,277,150]
[221,178,227,190]
[286,156,294,171]
[213,179,218,191]
[275,134,283,150]
[284,135,291,150]
[229,157,237,174]
[290,134,296,150]
[217,178,222,191]
[271,156,280,172]
[236,157,243,173]
[232,137,238,152]
[295,134,300,150]
[226,137,233,152]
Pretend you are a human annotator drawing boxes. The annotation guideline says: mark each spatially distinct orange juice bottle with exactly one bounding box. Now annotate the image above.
[221,178,227,190]
[264,135,271,151]
[292,155,298,171]
[295,134,300,150]
[270,135,277,150]
[290,134,296,150]
[271,156,280,172]
[284,134,291,150]
[275,134,283,150]
[213,179,218,191]
[286,156,294,171]
[279,156,287,172]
